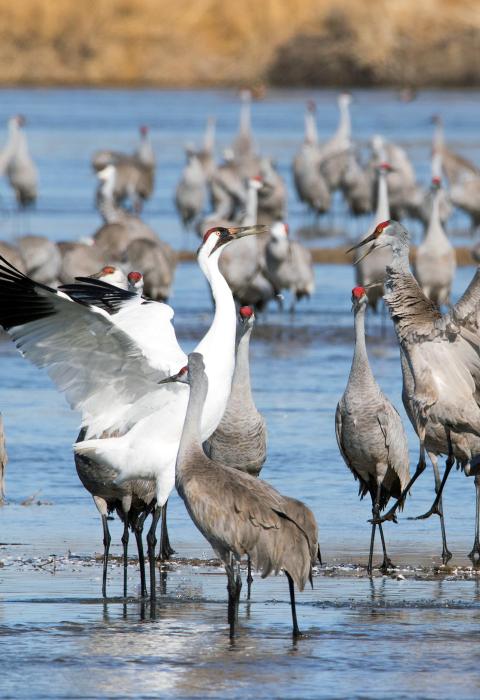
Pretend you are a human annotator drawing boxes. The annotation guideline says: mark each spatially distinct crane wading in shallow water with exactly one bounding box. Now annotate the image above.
[170,352,319,638]
[336,286,410,574]
[349,220,480,565]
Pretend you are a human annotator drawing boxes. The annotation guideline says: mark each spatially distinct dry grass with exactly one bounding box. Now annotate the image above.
[0,0,477,86]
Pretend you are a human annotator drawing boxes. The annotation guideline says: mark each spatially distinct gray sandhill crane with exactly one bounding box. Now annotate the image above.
[232,90,260,178]
[205,306,266,476]
[127,270,144,294]
[318,93,352,191]
[431,115,480,230]
[342,150,373,218]
[175,147,207,229]
[1,115,38,207]
[92,126,155,212]
[219,177,275,310]
[124,238,174,301]
[349,220,480,564]
[204,149,247,229]
[205,306,267,596]
[415,150,452,227]
[0,413,7,504]
[94,165,174,271]
[265,222,315,312]
[292,101,330,215]
[172,351,319,637]
[196,116,216,181]
[414,176,456,306]
[336,286,410,573]
[257,157,287,225]
[432,114,480,187]
[369,135,419,221]
[57,242,108,285]
[354,159,392,314]
[18,236,62,287]
[0,242,25,273]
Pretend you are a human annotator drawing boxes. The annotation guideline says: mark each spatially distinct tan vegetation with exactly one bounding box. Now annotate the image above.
[0,0,478,86]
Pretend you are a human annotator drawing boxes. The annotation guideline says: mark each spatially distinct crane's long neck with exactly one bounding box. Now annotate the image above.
[426,188,442,240]
[239,95,251,138]
[349,305,373,382]
[137,134,155,168]
[196,247,236,361]
[203,117,216,153]
[230,325,256,409]
[336,99,351,144]
[305,110,318,145]
[98,174,125,224]
[433,119,444,152]
[375,170,390,224]
[176,372,208,468]
[243,183,258,226]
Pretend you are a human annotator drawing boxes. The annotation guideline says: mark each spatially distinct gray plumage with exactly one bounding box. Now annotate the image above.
[354,158,391,313]
[0,242,25,274]
[1,115,38,207]
[336,287,410,573]
[353,220,480,565]
[257,157,287,224]
[175,149,207,228]
[0,414,7,504]
[414,179,456,306]
[318,93,352,192]
[342,150,373,217]
[124,238,174,302]
[205,310,267,475]
[175,352,319,637]
[18,235,62,287]
[265,222,315,309]
[57,242,108,285]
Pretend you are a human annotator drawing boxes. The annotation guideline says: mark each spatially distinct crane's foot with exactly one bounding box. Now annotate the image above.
[379,557,395,573]
[407,503,441,521]
[468,540,480,568]
[442,547,453,565]
[369,509,398,526]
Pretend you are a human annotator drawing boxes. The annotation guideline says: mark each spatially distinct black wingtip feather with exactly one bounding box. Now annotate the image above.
[0,257,59,331]
[59,277,137,314]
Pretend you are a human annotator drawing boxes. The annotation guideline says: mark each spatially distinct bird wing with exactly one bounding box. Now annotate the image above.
[335,401,369,498]
[450,267,480,334]
[376,402,410,491]
[0,256,165,435]
[61,277,187,376]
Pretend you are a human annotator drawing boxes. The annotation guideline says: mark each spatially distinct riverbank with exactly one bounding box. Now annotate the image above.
[0,1,478,88]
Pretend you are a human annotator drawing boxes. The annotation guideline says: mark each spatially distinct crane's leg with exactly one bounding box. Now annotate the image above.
[146,506,162,601]
[158,500,175,561]
[468,474,480,566]
[429,452,452,564]
[100,513,111,599]
[372,432,428,525]
[226,556,238,639]
[410,435,455,521]
[286,571,301,638]
[317,543,323,567]
[246,556,253,600]
[121,516,129,598]
[368,485,381,575]
[378,523,394,572]
[133,512,148,598]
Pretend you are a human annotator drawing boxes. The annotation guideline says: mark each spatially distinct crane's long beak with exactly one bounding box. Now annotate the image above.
[158,369,188,385]
[209,225,269,255]
[346,231,378,265]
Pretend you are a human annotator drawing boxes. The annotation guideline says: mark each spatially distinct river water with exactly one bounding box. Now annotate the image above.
[1,89,480,699]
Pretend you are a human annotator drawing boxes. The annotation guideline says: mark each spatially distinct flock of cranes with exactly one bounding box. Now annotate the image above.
[1,92,480,638]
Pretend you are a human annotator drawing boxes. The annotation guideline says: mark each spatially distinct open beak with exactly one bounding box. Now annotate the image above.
[346,231,378,264]
[209,225,269,256]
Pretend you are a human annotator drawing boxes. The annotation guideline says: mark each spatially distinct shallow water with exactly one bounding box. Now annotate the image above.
[1,89,480,699]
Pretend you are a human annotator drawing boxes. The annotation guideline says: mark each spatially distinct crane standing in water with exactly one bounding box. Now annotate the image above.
[172,352,319,638]
[336,286,410,574]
